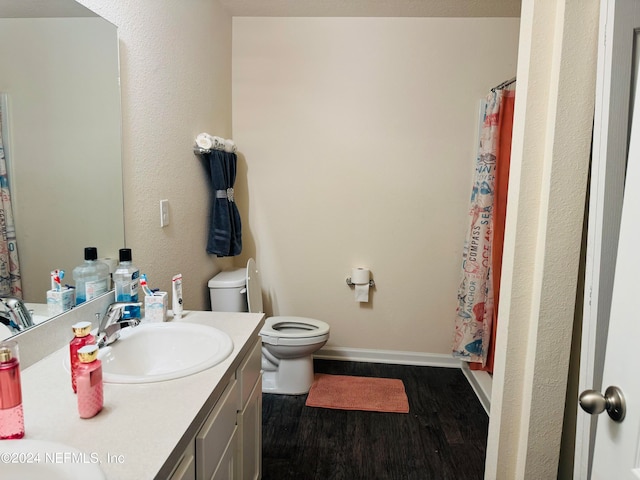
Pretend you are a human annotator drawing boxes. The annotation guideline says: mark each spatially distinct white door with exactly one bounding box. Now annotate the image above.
[588,94,640,475]
[587,13,640,477]
[576,0,640,477]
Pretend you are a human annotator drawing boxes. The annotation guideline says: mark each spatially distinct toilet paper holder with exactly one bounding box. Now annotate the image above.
[345,277,376,288]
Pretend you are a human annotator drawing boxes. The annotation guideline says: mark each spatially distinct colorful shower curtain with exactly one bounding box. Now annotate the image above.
[453,87,515,369]
[0,95,22,298]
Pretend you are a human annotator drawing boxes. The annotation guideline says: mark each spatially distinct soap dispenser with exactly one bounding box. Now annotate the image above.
[73,247,110,305]
[76,344,103,419]
[70,321,96,393]
[0,340,24,439]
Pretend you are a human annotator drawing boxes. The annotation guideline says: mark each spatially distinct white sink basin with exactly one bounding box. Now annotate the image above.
[0,439,105,479]
[99,322,233,383]
[64,322,233,384]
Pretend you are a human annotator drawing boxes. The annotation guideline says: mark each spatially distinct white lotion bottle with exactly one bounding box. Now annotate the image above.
[172,274,183,319]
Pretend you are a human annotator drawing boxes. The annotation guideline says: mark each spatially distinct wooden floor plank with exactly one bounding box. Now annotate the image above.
[262,359,488,480]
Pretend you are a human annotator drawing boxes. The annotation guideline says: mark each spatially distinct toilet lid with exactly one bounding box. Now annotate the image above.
[246,258,264,314]
[260,316,330,345]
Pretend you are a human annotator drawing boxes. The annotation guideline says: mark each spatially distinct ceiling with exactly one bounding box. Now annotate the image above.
[218,0,521,17]
[0,0,521,19]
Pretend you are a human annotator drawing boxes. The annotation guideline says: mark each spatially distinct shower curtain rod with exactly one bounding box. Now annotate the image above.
[491,76,516,92]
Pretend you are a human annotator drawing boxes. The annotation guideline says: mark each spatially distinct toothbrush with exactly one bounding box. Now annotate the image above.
[51,270,64,291]
[140,274,154,297]
[58,270,65,291]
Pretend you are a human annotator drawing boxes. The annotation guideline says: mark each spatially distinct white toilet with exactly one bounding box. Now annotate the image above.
[208,258,330,395]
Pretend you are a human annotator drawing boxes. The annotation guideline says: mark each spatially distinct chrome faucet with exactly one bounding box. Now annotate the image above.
[96,302,142,347]
[0,297,34,333]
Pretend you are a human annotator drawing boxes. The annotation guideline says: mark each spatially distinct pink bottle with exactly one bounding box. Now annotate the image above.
[76,344,103,419]
[0,340,24,439]
[70,321,96,393]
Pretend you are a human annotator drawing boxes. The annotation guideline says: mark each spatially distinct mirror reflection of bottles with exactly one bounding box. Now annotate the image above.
[113,248,141,319]
[73,247,110,305]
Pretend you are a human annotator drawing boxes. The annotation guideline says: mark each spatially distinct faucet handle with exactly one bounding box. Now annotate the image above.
[100,302,142,330]
[107,301,142,310]
[105,302,142,320]
[107,302,142,311]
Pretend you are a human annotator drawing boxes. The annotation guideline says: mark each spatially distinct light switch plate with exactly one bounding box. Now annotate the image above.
[160,199,169,227]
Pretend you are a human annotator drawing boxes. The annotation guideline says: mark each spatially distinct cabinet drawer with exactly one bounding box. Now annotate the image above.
[196,379,240,480]
[238,338,262,408]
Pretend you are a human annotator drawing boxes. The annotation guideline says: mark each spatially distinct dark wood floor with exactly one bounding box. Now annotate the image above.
[262,359,488,480]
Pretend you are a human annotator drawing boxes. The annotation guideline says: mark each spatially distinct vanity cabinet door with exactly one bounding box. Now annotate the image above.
[196,378,240,480]
[237,373,262,480]
[212,428,239,480]
[238,339,262,407]
[169,441,196,480]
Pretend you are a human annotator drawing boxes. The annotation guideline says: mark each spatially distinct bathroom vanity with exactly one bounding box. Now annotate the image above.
[13,310,264,480]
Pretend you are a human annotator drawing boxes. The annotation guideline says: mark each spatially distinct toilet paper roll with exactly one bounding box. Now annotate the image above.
[351,268,370,285]
[355,284,369,303]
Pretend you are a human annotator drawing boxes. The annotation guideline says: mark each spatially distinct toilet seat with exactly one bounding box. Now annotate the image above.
[260,316,330,346]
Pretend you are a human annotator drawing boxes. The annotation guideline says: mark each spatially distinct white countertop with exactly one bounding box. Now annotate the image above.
[10,310,264,479]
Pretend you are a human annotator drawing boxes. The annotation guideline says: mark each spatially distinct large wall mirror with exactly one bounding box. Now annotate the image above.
[0,0,124,338]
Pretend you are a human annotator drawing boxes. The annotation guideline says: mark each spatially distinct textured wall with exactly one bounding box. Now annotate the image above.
[485,0,598,477]
[73,4,519,355]
[232,17,520,353]
[79,0,235,309]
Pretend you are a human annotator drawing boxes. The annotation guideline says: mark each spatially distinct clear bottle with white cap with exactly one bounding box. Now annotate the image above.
[113,248,141,319]
[73,247,110,305]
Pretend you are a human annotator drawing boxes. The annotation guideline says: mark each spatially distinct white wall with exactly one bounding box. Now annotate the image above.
[232,17,520,353]
[56,7,521,357]
[485,0,599,477]
[79,0,235,309]
[22,1,595,476]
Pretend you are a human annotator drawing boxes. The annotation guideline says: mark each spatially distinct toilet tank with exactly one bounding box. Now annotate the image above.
[208,268,248,312]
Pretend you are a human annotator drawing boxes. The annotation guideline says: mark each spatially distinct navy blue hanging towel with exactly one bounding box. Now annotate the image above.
[196,150,242,256]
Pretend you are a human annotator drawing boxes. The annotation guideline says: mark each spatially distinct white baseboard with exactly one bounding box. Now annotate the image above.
[315,346,461,368]
[460,362,492,415]
[314,346,491,414]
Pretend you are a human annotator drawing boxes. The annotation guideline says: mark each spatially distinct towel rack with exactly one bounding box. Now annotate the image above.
[194,147,213,154]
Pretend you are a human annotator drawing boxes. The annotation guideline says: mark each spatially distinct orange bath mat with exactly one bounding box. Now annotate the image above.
[305,373,409,413]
